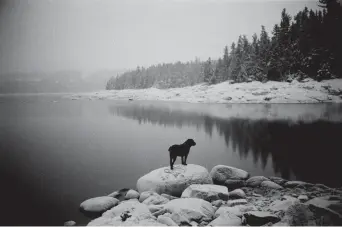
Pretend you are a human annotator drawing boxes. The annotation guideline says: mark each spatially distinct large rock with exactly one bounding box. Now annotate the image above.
[209,212,242,226]
[181,184,229,202]
[80,196,119,218]
[210,165,249,185]
[137,164,212,197]
[163,198,215,223]
[246,176,269,187]
[260,180,283,189]
[142,194,169,205]
[229,189,246,199]
[243,211,280,226]
[88,199,165,226]
[305,196,342,225]
[224,179,246,190]
[276,203,317,226]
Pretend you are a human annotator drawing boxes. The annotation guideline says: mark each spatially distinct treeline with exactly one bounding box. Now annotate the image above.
[106,0,342,90]
[106,60,203,89]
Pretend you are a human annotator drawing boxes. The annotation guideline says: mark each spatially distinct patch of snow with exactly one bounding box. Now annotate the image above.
[63,79,342,105]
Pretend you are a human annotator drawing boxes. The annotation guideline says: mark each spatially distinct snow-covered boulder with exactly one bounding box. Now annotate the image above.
[125,189,140,200]
[80,196,119,218]
[229,189,246,199]
[181,184,229,202]
[260,180,283,189]
[246,176,269,187]
[210,165,249,185]
[88,199,164,226]
[137,164,212,197]
[163,198,215,223]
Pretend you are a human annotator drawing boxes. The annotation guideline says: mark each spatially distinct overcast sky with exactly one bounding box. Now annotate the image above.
[0,0,319,74]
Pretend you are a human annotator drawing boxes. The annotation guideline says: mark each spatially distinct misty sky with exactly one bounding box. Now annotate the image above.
[0,0,319,74]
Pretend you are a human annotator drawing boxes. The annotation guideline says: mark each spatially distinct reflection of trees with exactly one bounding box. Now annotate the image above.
[109,104,342,187]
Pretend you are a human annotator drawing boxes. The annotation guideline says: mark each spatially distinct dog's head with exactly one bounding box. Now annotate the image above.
[185,139,196,147]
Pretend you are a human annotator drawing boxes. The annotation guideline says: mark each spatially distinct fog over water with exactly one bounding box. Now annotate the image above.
[0,0,319,74]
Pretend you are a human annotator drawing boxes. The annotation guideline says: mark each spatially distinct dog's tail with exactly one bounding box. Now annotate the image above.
[168,145,174,152]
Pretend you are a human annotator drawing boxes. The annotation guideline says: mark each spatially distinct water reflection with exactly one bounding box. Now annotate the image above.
[109,103,342,187]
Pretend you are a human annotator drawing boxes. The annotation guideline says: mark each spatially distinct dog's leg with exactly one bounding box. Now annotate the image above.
[184,153,188,165]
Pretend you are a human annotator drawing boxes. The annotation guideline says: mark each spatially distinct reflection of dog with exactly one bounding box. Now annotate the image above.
[168,139,196,170]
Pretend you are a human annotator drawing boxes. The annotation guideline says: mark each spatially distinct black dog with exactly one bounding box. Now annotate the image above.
[168,139,196,170]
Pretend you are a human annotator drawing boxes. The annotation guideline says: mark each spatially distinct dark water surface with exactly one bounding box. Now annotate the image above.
[1,95,342,225]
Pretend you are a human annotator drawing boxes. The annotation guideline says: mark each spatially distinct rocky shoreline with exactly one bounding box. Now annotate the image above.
[70,164,342,226]
[65,78,342,104]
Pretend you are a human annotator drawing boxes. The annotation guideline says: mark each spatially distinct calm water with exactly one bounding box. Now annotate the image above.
[1,95,342,225]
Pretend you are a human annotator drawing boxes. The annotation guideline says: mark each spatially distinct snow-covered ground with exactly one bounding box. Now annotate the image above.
[65,78,342,104]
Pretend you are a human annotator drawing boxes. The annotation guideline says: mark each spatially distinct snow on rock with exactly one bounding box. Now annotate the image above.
[136,164,212,197]
[246,176,269,187]
[139,191,159,203]
[64,79,342,104]
[229,189,246,199]
[64,221,76,226]
[260,180,283,189]
[284,181,313,188]
[268,196,299,212]
[142,194,169,205]
[209,212,242,226]
[125,189,140,200]
[268,177,287,186]
[162,198,215,223]
[80,196,119,218]
[157,215,178,226]
[210,165,249,185]
[87,199,164,226]
[181,184,229,202]
[215,205,257,218]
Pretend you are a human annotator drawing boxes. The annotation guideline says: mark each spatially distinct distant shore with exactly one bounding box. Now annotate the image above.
[65,78,342,104]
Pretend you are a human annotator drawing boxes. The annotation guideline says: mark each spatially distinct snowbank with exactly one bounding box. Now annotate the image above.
[64,79,342,104]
